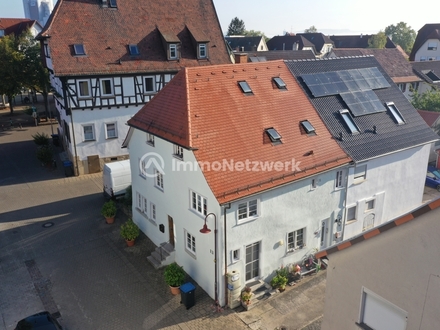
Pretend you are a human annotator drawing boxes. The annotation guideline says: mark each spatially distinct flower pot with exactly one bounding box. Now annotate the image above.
[170,286,180,295]
[126,239,135,247]
[105,216,115,224]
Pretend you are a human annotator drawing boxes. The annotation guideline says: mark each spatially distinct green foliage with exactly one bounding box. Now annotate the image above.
[164,263,186,287]
[101,200,117,218]
[241,286,252,302]
[384,22,416,54]
[304,25,318,33]
[270,274,288,290]
[227,17,245,36]
[368,31,387,49]
[36,145,53,164]
[32,132,50,146]
[411,88,440,111]
[120,218,140,241]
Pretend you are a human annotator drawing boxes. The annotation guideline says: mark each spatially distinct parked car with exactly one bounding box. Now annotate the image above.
[426,166,440,191]
[15,311,62,330]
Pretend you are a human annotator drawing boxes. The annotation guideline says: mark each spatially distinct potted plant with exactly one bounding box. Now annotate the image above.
[101,200,117,224]
[120,218,140,246]
[164,262,185,295]
[241,286,253,305]
[270,274,288,292]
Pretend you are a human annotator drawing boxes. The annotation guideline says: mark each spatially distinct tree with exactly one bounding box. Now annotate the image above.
[227,17,245,36]
[411,88,440,112]
[384,22,416,54]
[304,26,318,33]
[368,31,387,49]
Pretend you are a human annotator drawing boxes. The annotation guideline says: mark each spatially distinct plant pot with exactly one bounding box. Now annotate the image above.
[105,216,115,224]
[170,286,180,295]
[126,239,135,247]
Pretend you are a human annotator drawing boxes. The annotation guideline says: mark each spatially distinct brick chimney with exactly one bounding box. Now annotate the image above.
[234,53,248,64]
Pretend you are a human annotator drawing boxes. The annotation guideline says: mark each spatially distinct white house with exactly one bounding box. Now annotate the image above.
[409,24,440,62]
[123,60,352,307]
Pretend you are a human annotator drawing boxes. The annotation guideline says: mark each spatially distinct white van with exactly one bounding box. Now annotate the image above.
[103,160,131,199]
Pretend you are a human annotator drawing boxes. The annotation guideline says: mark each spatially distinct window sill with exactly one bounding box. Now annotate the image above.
[189,209,208,219]
[154,185,164,192]
[83,139,95,142]
[106,136,118,140]
[173,155,184,161]
[139,173,147,180]
[185,249,197,260]
[353,178,365,185]
[146,141,155,146]
[237,216,259,225]
[345,219,357,225]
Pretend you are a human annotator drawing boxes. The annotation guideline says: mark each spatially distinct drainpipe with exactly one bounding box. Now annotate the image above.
[341,163,353,240]
[223,203,231,307]
[66,86,79,176]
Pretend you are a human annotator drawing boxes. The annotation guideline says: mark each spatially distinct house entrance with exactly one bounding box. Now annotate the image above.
[168,216,175,247]
[245,242,260,281]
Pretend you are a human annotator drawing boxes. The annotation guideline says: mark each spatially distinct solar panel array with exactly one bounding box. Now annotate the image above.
[340,90,385,117]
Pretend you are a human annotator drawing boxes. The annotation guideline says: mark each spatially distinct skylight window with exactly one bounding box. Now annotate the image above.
[238,81,253,94]
[265,128,282,143]
[426,70,440,82]
[109,0,117,7]
[340,109,359,134]
[386,102,405,125]
[73,44,86,56]
[273,77,287,89]
[301,120,316,134]
[129,44,139,56]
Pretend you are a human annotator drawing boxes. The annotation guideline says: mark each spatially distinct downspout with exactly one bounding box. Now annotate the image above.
[223,203,231,307]
[66,88,79,176]
[341,163,353,240]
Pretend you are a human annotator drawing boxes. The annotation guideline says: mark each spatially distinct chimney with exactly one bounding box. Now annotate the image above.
[234,53,248,64]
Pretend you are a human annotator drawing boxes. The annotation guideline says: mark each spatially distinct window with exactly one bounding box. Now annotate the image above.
[144,77,155,94]
[426,70,440,82]
[73,44,86,55]
[129,44,139,56]
[346,206,356,222]
[0,30,4,37]
[354,165,367,182]
[357,287,407,330]
[386,102,405,125]
[398,83,406,93]
[78,80,90,98]
[335,170,344,189]
[198,43,207,58]
[287,228,305,252]
[366,199,375,211]
[238,81,253,94]
[311,178,317,190]
[420,56,427,61]
[340,109,359,134]
[150,202,156,221]
[142,196,148,214]
[191,191,207,216]
[109,0,117,7]
[139,158,146,178]
[173,144,183,160]
[155,169,163,190]
[101,79,113,96]
[428,42,438,51]
[169,44,177,59]
[83,124,95,141]
[301,120,315,134]
[238,199,258,221]
[146,133,155,146]
[232,249,240,262]
[44,44,50,57]
[410,82,419,92]
[136,192,142,209]
[105,123,117,139]
[273,77,287,89]
[265,127,282,143]
[185,231,196,255]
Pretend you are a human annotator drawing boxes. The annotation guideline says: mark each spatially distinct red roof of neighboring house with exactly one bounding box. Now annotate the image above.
[0,18,40,37]
[417,109,440,127]
[38,0,231,76]
[128,60,351,203]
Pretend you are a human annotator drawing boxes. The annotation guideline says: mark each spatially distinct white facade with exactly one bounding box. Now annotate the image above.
[23,0,54,27]
[414,39,440,62]
[343,144,431,240]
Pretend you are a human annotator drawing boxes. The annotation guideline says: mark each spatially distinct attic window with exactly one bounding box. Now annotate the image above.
[273,77,287,89]
[265,128,282,143]
[73,44,86,56]
[426,70,440,82]
[129,44,139,56]
[169,44,178,60]
[198,43,207,59]
[109,0,117,7]
[340,109,359,134]
[386,102,405,125]
[301,120,316,135]
[428,42,438,51]
[238,81,253,94]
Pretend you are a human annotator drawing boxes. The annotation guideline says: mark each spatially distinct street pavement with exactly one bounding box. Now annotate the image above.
[0,108,326,330]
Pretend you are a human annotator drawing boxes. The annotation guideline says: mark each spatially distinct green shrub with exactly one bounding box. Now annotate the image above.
[120,218,140,241]
[164,263,185,287]
[101,200,117,218]
[36,145,53,164]
[32,132,50,146]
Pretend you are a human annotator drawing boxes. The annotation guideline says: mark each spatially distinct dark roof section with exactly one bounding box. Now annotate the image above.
[0,18,41,37]
[38,0,231,76]
[409,24,440,61]
[297,33,334,53]
[267,35,315,53]
[412,60,440,86]
[247,50,315,62]
[330,34,396,49]
[285,56,438,162]
[332,48,420,83]
[225,36,265,52]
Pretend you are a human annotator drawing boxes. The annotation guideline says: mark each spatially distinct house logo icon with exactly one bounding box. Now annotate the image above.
[139,152,165,178]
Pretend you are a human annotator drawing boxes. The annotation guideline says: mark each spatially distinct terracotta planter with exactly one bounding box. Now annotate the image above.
[126,239,135,247]
[170,286,181,295]
[105,216,115,224]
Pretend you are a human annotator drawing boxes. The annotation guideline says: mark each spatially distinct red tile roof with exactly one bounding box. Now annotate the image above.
[0,18,39,37]
[38,0,231,76]
[417,110,440,127]
[128,60,351,203]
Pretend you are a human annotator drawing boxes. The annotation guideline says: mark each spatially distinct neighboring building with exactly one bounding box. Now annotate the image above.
[411,60,440,94]
[331,48,421,99]
[247,49,315,62]
[409,24,440,61]
[267,35,315,53]
[225,35,268,52]
[286,56,438,241]
[330,34,396,49]
[417,110,440,163]
[297,33,334,56]
[318,198,440,330]
[0,18,42,38]
[123,60,352,306]
[37,0,231,175]
[23,0,54,27]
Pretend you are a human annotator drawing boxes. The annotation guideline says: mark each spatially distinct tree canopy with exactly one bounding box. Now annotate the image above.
[304,26,318,33]
[227,17,245,36]
[368,31,387,49]
[384,22,416,54]
[411,88,440,112]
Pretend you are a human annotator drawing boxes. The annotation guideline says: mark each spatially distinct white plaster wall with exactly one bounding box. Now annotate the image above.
[414,39,440,61]
[343,145,430,239]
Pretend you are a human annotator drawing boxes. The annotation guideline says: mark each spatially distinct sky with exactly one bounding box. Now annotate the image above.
[1,0,439,37]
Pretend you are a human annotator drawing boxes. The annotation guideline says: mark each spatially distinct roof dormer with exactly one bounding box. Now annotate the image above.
[187,25,210,60]
[158,27,180,61]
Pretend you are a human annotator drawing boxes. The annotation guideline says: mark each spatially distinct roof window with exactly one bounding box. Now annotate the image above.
[340,109,359,134]
[273,77,287,89]
[385,102,405,125]
[129,44,139,56]
[73,44,86,56]
[300,120,316,135]
[426,70,440,82]
[238,81,253,94]
[265,128,282,143]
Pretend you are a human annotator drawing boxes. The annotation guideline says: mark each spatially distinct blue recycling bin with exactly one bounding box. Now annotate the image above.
[63,160,74,177]
[180,282,196,309]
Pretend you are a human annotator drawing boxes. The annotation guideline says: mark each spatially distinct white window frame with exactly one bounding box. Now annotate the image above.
[428,42,438,51]
[185,230,196,256]
[101,79,113,96]
[237,198,259,223]
[365,199,375,211]
[105,122,117,139]
[190,190,207,216]
[136,191,142,210]
[150,202,156,221]
[173,144,183,160]
[142,196,148,214]
[198,43,207,58]
[139,158,146,179]
[346,205,357,223]
[155,169,163,190]
[386,102,405,125]
[146,133,155,146]
[169,44,177,59]
[311,178,317,190]
[232,249,240,263]
[354,164,367,183]
[144,76,156,94]
[77,80,91,98]
[335,170,344,189]
[287,228,305,252]
[82,124,95,141]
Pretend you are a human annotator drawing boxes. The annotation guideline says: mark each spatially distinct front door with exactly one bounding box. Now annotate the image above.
[168,216,175,247]
[245,242,260,281]
[320,218,329,249]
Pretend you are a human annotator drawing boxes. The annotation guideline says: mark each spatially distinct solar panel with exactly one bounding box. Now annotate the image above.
[340,90,385,117]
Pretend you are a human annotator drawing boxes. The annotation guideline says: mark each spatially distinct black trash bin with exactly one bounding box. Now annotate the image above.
[180,282,196,309]
[51,134,60,147]
[63,160,74,177]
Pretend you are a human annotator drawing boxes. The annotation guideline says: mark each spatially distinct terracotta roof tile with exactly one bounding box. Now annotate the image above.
[128,60,351,203]
[417,110,440,127]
